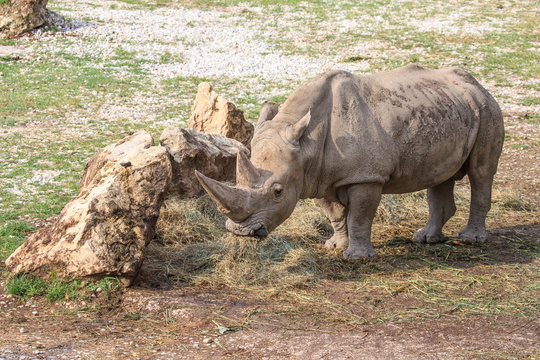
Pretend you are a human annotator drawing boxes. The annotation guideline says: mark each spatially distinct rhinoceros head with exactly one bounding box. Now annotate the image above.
[195,109,311,237]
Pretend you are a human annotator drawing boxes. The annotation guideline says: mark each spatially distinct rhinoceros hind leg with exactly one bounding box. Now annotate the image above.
[459,102,503,243]
[413,178,456,244]
[342,183,382,258]
[316,199,349,249]
[459,174,494,243]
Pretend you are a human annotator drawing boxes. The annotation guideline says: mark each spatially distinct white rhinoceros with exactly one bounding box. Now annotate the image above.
[196,65,504,258]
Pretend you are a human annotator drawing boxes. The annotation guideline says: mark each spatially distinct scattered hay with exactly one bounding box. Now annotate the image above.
[147,193,436,290]
[144,186,537,292]
[494,189,537,212]
[150,196,336,290]
[139,188,540,323]
[376,192,427,223]
[156,195,226,245]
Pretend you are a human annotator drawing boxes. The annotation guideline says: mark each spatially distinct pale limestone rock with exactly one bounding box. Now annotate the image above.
[5,131,172,284]
[160,126,249,197]
[0,0,48,37]
[188,82,254,147]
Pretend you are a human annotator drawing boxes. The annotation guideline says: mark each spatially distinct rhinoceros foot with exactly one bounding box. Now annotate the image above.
[458,226,487,243]
[343,244,377,259]
[324,234,349,250]
[412,227,445,244]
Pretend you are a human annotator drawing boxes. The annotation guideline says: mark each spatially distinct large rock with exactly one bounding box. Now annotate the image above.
[0,0,48,37]
[160,126,249,197]
[188,82,254,147]
[5,131,172,284]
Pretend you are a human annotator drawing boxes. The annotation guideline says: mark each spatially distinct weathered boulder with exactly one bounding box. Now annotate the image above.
[160,126,249,197]
[188,82,254,147]
[0,0,48,37]
[5,131,172,284]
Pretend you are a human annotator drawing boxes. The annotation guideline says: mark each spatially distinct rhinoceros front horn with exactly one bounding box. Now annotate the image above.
[236,151,261,186]
[195,170,252,222]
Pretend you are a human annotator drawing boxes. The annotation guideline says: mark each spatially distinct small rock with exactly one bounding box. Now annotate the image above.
[189,82,254,147]
[202,338,213,344]
[19,328,26,333]
[0,0,48,37]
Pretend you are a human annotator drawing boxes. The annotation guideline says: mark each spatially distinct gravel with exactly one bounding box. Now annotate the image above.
[28,0,371,84]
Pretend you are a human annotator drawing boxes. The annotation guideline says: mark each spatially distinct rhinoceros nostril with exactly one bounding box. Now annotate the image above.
[254,226,268,238]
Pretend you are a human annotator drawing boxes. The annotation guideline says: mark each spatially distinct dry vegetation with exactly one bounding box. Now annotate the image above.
[1,0,539,358]
[143,183,539,323]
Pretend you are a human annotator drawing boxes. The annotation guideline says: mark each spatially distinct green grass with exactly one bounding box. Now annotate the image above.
[0,61,135,125]
[0,221,33,261]
[192,0,316,6]
[87,276,121,293]
[45,278,84,301]
[523,113,539,125]
[159,51,184,64]
[519,97,540,106]
[6,273,46,297]
[6,273,121,302]
[341,56,372,63]
[510,143,529,150]
[115,0,169,7]
[6,273,84,301]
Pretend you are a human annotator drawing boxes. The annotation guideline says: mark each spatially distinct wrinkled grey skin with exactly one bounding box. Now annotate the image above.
[196,65,504,258]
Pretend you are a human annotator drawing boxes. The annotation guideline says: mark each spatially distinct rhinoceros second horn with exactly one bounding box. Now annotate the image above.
[236,151,261,187]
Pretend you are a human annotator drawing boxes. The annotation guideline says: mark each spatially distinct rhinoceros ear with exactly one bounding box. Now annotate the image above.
[285,109,311,147]
[254,101,280,133]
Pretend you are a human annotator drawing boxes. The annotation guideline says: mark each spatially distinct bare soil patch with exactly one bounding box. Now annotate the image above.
[1,143,538,359]
[1,283,539,359]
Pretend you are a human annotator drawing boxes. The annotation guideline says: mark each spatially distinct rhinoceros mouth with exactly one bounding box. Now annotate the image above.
[225,219,268,238]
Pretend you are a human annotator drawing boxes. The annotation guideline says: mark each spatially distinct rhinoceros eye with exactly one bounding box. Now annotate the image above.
[273,184,283,198]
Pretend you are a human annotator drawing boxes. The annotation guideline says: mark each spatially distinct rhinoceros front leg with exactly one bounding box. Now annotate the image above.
[316,199,349,249]
[343,183,382,258]
[413,178,456,243]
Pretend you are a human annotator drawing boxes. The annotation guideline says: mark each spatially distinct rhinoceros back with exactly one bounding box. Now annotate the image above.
[365,65,500,193]
[320,65,501,194]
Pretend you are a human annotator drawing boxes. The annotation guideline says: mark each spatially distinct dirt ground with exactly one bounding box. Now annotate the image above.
[1,146,539,360]
[1,278,539,360]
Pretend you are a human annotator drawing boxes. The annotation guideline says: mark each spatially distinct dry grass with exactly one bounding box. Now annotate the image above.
[150,195,332,289]
[150,193,433,291]
[143,183,538,326]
